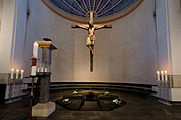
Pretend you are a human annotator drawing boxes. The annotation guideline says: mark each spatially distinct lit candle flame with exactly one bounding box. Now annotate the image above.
[157,71,160,81]
[11,68,14,72]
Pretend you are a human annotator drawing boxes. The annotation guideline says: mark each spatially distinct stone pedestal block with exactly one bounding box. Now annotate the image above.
[32,101,55,117]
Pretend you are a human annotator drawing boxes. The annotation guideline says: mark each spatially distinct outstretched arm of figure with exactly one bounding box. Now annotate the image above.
[71,24,89,30]
[94,24,112,30]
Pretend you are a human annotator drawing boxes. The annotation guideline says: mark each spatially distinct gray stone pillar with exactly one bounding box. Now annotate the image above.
[39,47,52,103]
[39,73,50,103]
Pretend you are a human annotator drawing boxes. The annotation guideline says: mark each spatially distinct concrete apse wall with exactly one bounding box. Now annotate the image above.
[166,0,181,87]
[24,0,158,84]
[0,0,16,74]
[0,0,3,26]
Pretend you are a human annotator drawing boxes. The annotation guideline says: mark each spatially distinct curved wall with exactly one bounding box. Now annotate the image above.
[0,0,3,30]
[24,0,158,84]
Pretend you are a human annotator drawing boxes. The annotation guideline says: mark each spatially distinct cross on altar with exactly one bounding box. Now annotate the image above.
[71,11,112,72]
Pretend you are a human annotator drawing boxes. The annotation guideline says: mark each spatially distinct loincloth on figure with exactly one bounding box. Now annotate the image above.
[86,35,95,46]
[86,35,95,54]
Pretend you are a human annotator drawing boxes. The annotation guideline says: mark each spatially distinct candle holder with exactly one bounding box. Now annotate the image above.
[9,74,16,85]
[156,70,170,101]
[14,74,20,85]
[8,73,12,85]
[19,78,24,85]
[157,80,161,87]
[38,62,51,73]
[163,80,170,88]
[161,80,164,87]
[156,70,169,87]
[8,73,16,99]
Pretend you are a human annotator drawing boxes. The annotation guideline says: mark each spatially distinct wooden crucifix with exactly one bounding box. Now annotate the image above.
[71,11,112,72]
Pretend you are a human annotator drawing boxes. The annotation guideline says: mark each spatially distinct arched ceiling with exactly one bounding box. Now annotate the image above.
[42,0,143,24]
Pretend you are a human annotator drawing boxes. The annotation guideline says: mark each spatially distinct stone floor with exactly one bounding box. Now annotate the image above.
[0,90,181,120]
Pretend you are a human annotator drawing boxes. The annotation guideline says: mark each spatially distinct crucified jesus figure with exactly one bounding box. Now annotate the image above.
[71,11,112,72]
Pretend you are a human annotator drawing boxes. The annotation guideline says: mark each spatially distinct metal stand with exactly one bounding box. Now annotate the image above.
[164,81,170,101]
[157,80,161,99]
[29,76,35,119]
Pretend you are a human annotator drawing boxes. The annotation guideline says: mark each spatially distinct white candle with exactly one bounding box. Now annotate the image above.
[16,69,19,79]
[41,67,44,72]
[45,68,48,72]
[20,70,24,79]
[10,68,14,79]
[161,70,164,81]
[37,68,40,72]
[164,70,168,81]
[157,71,160,81]
[33,42,39,58]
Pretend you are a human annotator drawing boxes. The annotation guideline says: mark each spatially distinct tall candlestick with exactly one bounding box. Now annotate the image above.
[161,70,164,81]
[10,68,14,79]
[157,71,160,81]
[16,69,19,79]
[20,70,24,79]
[164,70,168,81]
